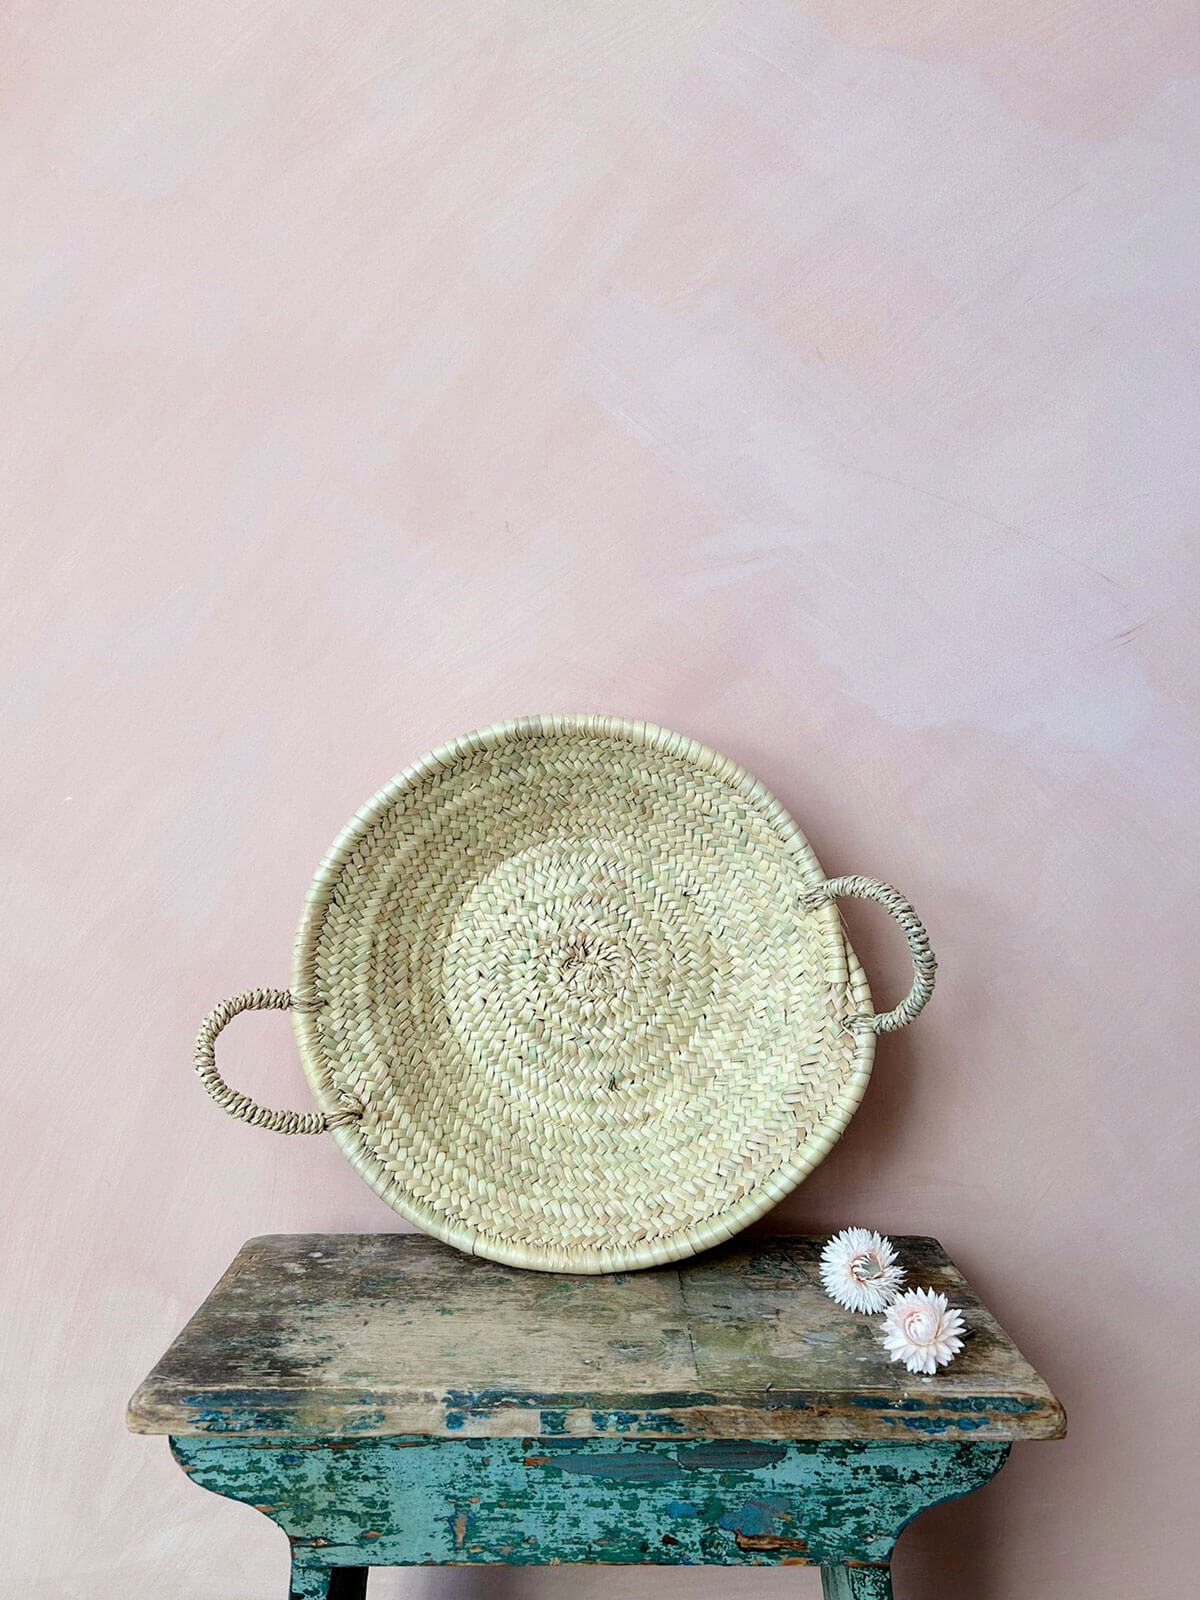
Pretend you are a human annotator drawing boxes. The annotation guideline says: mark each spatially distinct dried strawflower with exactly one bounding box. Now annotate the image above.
[881,1288,966,1375]
[819,1228,905,1314]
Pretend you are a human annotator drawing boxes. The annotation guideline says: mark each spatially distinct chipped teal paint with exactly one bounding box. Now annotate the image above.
[848,1394,1039,1416]
[421,1388,1035,1439]
[171,1435,1008,1568]
[181,1397,389,1435]
[821,1564,894,1599]
[588,1409,689,1434]
[436,1393,697,1437]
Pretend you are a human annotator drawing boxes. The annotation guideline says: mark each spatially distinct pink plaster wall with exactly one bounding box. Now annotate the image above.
[3,2,1198,1596]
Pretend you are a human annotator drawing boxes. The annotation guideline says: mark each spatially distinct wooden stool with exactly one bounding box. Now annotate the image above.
[128,1234,1064,1598]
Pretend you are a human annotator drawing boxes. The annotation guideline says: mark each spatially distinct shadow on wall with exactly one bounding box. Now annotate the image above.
[765,971,924,1223]
[894,1449,1012,1600]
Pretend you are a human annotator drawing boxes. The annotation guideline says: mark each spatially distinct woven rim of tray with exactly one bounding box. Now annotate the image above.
[290,715,874,1272]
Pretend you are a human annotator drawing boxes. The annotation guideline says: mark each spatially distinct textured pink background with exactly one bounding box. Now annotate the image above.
[3,2,1199,1596]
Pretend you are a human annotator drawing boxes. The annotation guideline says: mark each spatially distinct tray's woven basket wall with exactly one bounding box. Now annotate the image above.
[197,716,934,1273]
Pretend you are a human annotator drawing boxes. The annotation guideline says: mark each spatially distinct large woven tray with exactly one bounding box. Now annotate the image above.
[196,716,935,1272]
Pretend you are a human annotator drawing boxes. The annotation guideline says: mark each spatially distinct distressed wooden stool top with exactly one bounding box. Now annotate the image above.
[127,1234,1064,1444]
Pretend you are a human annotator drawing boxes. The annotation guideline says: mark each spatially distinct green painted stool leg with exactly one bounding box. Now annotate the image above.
[821,1564,893,1599]
[288,1555,367,1600]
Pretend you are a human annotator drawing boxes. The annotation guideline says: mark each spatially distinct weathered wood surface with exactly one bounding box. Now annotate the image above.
[172,1435,1008,1567]
[127,1234,1063,1442]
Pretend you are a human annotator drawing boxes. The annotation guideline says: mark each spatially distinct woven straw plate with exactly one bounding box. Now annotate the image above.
[196,716,935,1273]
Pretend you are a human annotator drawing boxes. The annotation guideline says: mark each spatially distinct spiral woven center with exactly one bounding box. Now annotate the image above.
[298,720,868,1271]
[555,933,621,994]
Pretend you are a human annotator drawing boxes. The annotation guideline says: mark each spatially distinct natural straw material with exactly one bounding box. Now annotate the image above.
[196,716,935,1273]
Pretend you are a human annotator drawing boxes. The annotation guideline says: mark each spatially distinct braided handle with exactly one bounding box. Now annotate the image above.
[804,876,936,1033]
[194,989,362,1134]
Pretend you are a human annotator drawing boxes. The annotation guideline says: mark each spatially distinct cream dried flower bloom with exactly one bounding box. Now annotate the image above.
[819,1228,905,1314]
[881,1288,966,1375]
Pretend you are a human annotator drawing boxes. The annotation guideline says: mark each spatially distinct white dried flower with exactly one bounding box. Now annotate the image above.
[819,1228,905,1314]
[881,1288,966,1375]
